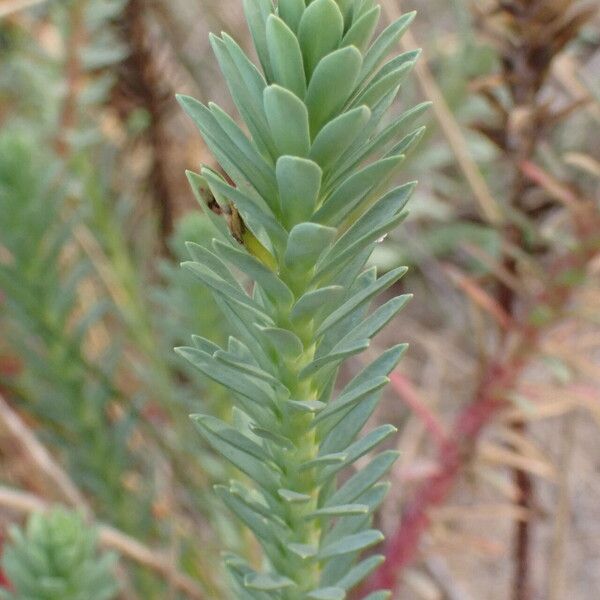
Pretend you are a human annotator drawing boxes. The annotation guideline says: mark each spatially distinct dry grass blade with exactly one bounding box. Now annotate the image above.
[563,153,600,178]
[0,394,89,511]
[478,441,557,481]
[460,242,526,294]
[431,503,532,523]
[444,263,513,329]
[520,160,588,215]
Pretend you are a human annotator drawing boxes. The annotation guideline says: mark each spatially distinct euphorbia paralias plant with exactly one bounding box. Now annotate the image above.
[177,0,427,597]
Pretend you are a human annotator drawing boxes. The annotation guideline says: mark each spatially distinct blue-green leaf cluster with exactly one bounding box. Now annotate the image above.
[0,509,118,600]
[177,1,425,597]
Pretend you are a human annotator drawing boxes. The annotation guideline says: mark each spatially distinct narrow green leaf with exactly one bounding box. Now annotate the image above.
[278,0,305,32]
[289,543,318,559]
[276,156,322,227]
[314,376,389,424]
[230,481,281,522]
[250,425,296,450]
[307,587,346,600]
[309,106,371,174]
[285,223,337,272]
[305,46,363,137]
[245,572,296,591]
[306,504,369,518]
[325,248,375,296]
[336,555,385,590]
[330,85,403,178]
[336,342,409,399]
[322,483,389,543]
[210,34,276,159]
[229,334,262,365]
[315,267,376,356]
[385,125,426,158]
[315,212,409,284]
[339,101,430,174]
[324,425,397,477]
[316,266,408,337]
[182,261,274,323]
[335,0,353,23]
[224,555,276,600]
[192,416,281,489]
[320,345,407,455]
[192,414,272,463]
[191,334,222,355]
[314,155,405,226]
[266,16,307,98]
[255,325,304,358]
[214,352,287,397]
[290,285,345,323]
[176,346,274,407]
[367,49,421,89]
[178,96,277,207]
[286,400,327,414]
[351,0,376,21]
[318,529,384,559]
[209,102,279,200]
[243,0,275,80]
[299,452,347,471]
[185,241,242,289]
[300,338,369,379]
[219,299,274,373]
[298,0,344,77]
[278,489,312,503]
[335,0,354,21]
[213,239,294,306]
[342,295,412,345]
[359,11,416,83]
[341,6,380,52]
[325,451,399,506]
[328,182,415,258]
[264,85,310,158]
[353,61,415,110]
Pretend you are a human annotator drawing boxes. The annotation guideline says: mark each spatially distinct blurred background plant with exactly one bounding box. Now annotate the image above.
[0,507,119,600]
[0,0,598,599]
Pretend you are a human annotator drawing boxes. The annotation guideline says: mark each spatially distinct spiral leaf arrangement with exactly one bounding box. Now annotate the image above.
[176,1,426,597]
[0,509,118,600]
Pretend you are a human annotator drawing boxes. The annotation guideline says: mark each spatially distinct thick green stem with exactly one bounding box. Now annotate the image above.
[277,293,322,596]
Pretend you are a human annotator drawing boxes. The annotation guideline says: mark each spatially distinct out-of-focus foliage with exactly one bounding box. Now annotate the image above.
[0,508,118,600]
[0,0,236,597]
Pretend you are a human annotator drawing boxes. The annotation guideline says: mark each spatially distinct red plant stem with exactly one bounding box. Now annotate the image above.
[360,359,525,595]
[389,372,448,450]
